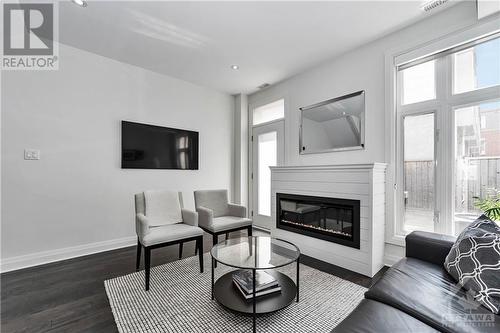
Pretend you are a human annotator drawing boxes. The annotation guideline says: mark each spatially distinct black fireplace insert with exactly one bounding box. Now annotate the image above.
[276,193,360,249]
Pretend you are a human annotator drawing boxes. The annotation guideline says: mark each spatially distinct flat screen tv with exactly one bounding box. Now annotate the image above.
[121,121,199,170]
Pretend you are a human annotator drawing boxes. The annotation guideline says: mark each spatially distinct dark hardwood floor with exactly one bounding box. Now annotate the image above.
[1,230,388,333]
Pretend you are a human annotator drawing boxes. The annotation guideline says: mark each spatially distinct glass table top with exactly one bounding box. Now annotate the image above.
[210,236,300,269]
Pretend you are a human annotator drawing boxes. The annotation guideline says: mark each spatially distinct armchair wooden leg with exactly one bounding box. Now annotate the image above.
[145,247,151,291]
[179,242,183,259]
[136,238,142,271]
[197,236,204,273]
[247,226,253,237]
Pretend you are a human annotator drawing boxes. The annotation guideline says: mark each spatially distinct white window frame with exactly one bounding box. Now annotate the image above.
[385,18,500,246]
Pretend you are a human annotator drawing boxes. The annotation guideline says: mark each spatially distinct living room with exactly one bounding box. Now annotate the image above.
[1,0,499,332]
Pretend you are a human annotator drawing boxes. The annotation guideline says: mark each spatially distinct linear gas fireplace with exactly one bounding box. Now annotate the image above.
[276,193,360,249]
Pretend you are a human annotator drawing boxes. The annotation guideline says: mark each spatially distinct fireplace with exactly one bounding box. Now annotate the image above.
[276,193,360,249]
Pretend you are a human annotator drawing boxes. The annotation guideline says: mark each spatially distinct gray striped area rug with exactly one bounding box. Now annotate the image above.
[105,254,366,333]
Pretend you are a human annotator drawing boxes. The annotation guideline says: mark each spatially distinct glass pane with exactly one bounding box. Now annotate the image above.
[403,113,435,233]
[258,131,277,216]
[210,236,300,269]
[453,37,500,94]
[454,101,500,235]
[253,99,284,125]
[401,60,436,105]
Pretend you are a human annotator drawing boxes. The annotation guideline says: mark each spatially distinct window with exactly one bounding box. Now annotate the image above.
[253,99,284,125]
[453,38,500,94]
[403,113,435,233]
[257,131,277,216]
[395,35,500,237]
[401,60,436,105]
[454,101,500,235]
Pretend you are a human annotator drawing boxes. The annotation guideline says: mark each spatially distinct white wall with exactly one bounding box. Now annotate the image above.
[1,43,234,271]
[249,1,479,265]
[233,94,248,206]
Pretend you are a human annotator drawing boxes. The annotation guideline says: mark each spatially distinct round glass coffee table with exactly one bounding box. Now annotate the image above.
[210,236,300,333]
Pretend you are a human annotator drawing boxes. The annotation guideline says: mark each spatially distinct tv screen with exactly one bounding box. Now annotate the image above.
[121,121,199,170]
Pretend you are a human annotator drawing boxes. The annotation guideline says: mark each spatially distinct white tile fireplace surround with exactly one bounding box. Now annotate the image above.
[270,163,386,277]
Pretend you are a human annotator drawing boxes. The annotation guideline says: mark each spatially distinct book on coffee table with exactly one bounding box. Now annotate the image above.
[232,270,278,294]
[233,280,281,300]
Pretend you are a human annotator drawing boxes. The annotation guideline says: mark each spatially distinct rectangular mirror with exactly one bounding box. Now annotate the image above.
[300,91,365,154]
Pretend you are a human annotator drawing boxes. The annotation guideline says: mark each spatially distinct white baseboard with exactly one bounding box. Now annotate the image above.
[383,254,403,267]
[0,236,137,273]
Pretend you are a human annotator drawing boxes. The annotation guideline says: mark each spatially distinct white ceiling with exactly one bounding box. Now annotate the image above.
[59,1,444,94]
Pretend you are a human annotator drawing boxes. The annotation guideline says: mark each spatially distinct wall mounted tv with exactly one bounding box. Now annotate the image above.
[121,121,199,170]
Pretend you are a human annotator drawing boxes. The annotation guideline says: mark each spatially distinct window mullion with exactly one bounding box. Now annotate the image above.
[449,86,500,107]
[432,57,446,234]
[399,100,440,115]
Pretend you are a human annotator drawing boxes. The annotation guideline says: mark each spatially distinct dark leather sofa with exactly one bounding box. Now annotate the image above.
[333,231,500,332]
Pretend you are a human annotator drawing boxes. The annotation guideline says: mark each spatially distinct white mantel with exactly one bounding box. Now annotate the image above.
[270,163,387,277]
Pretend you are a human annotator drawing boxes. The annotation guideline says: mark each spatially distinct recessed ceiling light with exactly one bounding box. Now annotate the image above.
[230,65,239,70]
[72,0,88,7]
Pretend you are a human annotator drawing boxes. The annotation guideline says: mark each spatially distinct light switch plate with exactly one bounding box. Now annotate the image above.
[24,149,40,160]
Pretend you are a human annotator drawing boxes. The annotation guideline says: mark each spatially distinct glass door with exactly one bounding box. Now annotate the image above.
[252,121,284,229]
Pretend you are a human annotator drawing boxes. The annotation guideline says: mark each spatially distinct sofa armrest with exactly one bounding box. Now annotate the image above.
[197,206,214,229]
[181,208,198,227]
[228,204,246,218]
[405,231,456,266]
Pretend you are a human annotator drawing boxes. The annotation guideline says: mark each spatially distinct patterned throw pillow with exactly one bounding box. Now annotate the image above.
[444,215,500,314]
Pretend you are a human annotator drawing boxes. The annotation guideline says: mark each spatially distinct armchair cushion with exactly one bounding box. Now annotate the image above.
[144,190,183,226]
[194,190,229,217]
[141,223,203,247]
[205,216,252,233]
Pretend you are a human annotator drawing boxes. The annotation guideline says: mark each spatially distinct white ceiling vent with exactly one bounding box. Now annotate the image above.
[421,0,450,12]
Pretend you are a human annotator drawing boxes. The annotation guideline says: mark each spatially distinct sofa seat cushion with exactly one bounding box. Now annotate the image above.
[365,258,500,333]
[332,299,439,333]
[142,223,203,247]
[205,216,252,233]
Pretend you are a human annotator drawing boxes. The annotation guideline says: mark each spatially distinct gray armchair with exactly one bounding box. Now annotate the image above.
[135,190,204,291]
[194,189,252,247]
